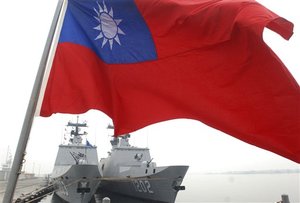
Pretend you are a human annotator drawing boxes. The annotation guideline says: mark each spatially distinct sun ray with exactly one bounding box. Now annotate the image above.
[109,8,113,17]
[114,35,121,45]
[94,7,99,16]
[118,28,125,35]
[94,16,100,23]
[115,19,122,25]
[103,1,108,13]
[95,33,103,40]
[109,39,113,50]
[102,38,108,48]
[93,25,101,31]
[97,2,103,12]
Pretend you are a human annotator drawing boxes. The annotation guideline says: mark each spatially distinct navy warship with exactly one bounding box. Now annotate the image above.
[99,133,189,203]
[51,117,101,203]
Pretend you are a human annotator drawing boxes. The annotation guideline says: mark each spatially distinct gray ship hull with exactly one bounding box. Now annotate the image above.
[52,164,101,203]
[99,165,188,203]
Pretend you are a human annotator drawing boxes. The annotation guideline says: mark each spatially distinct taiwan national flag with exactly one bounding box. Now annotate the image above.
[37,0,300,163]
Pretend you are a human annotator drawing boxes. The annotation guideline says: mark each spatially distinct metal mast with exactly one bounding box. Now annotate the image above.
[2,1,65,202]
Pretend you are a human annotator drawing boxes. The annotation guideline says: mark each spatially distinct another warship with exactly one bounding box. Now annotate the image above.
[51,117,101,203]
[98,133,189,203]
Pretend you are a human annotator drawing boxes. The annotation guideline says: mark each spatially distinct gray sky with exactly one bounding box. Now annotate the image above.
[0,0,299,175]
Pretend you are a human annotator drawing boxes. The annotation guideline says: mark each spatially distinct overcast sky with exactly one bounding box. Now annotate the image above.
[0,0,299,175]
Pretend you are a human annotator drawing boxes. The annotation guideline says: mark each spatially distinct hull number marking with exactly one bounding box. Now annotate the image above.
[132,180,154,194]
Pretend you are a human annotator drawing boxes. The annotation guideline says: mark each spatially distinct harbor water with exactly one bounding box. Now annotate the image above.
[176,172,300,203]
[5,172,298,203]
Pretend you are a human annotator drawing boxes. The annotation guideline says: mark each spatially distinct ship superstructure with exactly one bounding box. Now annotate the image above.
[51,117,101,203]
[99,134,188,203]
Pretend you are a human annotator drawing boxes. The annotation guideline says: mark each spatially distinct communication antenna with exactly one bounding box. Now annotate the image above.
[106,123,114,137]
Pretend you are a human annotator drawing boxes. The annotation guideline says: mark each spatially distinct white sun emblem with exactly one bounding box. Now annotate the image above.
[93,1,125,50]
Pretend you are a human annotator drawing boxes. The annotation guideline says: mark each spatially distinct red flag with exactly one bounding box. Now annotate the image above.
[38,0,300,163]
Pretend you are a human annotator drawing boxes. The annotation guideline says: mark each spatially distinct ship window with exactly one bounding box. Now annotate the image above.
[153,169,156,173]
[145,169,148,174]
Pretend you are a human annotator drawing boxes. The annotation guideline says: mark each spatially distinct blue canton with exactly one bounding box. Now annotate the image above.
[59,0,157,64]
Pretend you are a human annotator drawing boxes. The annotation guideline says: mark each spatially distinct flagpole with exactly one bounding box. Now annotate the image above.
[2,0,65,202]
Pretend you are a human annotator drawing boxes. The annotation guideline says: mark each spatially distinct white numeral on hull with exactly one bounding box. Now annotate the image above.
[132,180,154,194]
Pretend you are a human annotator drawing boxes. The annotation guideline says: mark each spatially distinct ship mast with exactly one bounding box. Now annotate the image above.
[67,116,88,145]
